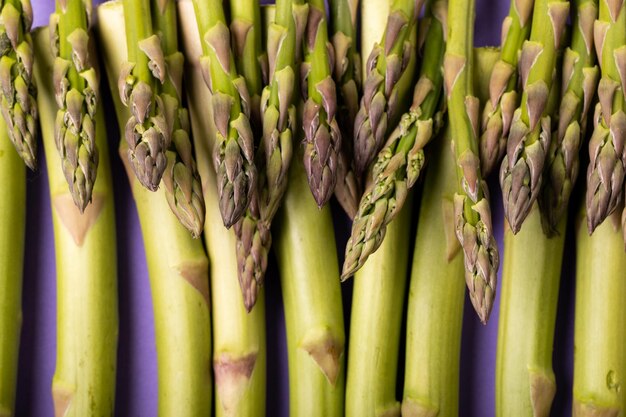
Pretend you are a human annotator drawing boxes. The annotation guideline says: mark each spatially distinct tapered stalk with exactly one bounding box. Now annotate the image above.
[573,209,626,415]
[33,27,118,417]
[346,201,411,417]
[178,1,267,415]
[0,111,26,417]
[97,3,212,415]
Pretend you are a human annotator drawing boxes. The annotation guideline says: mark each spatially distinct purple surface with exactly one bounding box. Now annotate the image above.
[16,1,575,416]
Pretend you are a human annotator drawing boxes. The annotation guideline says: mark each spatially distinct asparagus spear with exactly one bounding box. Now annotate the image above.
[622,193,626,246]
[192,0,257,228]
[98,3,212,415]
[479,0,534,176]
[151,0,206,238]
[301,0,342,206]
[353,0,422,177]
[0,0,37,169]
[179,2,267,413]
[0,108,25,417]
[585,0,626,233]
[445,0,499,323]
[573,208,626,415]
[540,0,599,233]
[499,0,569,234]
[341,0,446,279]
[34,26,118,417]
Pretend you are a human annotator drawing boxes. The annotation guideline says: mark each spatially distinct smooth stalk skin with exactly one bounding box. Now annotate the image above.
[540,0,599,234]
[345,200,411,417]
[33,27,118,417]
[0,113,25,417]
[353,0,422,177]
[445,0,499,323]
[49,0,99,213]
[178,2,267,414]
[572,209,626,416]
[495,205,566,417]
[479,0,534,176]
[498,0,569,234]
[192,0,257,228]
[341,0,446,279]
[0,0,37,169]
[151,0,206,238]
[585,0,626,233]
[97,3,212,415]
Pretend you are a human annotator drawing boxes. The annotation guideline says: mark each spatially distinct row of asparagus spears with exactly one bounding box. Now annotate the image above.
[0,0,625,415]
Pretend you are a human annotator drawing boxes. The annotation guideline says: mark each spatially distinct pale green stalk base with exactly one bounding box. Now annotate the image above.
[33,27,118,417]
[496,205,565,417]
[359,0,388,78]
[346,201,411,417]
[97,3,212,415]
[0,105,26,417]
[573,210,626,415]
[178,2,267,415]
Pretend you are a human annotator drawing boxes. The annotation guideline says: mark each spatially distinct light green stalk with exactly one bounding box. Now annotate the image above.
[97,3,212,415]
[573,208,626,415]
[178,2,267,414]
[0,105,25,417]
[445,0,499,323]
[33,27,118,417]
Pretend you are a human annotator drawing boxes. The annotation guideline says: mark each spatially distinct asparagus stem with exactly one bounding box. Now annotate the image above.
[151,0,206,238]
[178,1,267,413]
[97,3,212,415]
[540,0,599,233]
[0,0,37,169]
[445,0,499,323]
[191,0,257,228]
[0,104,25,417]
[342,0,446,279]
[573,208,626,415]
[585,0,626,233]
[49,0,98,212]
[33,26,118,417]
[479,0,534,176]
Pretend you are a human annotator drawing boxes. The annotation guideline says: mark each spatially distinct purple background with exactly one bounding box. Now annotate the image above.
[15,1,575,416]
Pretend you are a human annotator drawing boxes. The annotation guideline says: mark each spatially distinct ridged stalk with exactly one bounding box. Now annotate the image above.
[49,0,99,212]
[192,0,257,228]
[573,208,626,415]
[499,0,569,234]
[540,0,599,233]
[585,0,626,233]
[479,0,534,175]
[97,3,212,415]
[0,0,37,169]
[0,110,25,417]
[33,27,118,417]
[342,0,446,278]
[179,2,267,414]
[445,0,499,323]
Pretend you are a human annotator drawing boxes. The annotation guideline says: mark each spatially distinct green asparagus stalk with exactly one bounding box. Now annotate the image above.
[33,27,118,417]
[353,0,422,177]
[97,3,212,415]
[585,0,626,233]
[341,0,446,279]
[573,208,626,415]
[499,0,569,234]
[622,193,626,246]
[301,0,342,207]
[151,0,206,238]
[445,0,499,323]
[48,0,99,212]
[0,110,25,417]
[0,0,37,169]
[192,0,257,228]
[479,0,534,176]
[178,2,267,413]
